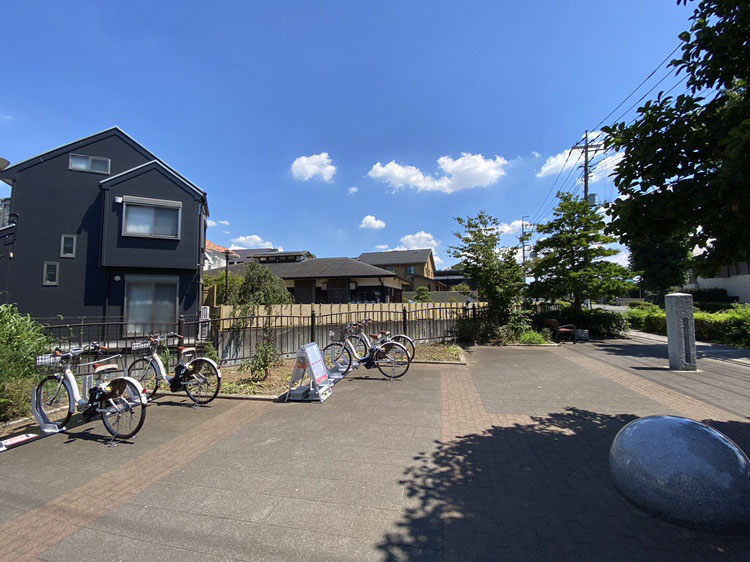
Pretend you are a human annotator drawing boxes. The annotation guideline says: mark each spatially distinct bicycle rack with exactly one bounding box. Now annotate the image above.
[30,386,65,434]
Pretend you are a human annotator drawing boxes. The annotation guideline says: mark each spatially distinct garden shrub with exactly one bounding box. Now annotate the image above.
[0,304,50,422]
[682,288,733,303]
[535,307,628,338]
[519,330,547,345]
[693,301,735,313]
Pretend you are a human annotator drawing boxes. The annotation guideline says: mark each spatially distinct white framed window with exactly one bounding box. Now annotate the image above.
[125,275,178,333]
[407,266,415,274]
[60,234,76,258]
[43,262,59,286]
[122,196,181,240]
[69,154,111,174]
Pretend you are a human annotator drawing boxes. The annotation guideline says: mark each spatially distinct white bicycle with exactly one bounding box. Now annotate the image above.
[34,343,148,439]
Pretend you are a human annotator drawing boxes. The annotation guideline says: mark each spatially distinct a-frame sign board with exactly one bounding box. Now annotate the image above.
[286,342,334,403]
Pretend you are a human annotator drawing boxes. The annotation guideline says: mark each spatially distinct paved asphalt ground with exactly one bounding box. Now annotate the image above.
[2,337,750,561]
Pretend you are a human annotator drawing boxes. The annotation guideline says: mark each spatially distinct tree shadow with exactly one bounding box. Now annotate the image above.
[377,408,750,561]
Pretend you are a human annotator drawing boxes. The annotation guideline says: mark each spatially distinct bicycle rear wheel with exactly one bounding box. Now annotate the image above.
[390,335,416,360]
[322,342,352,375]
[184,358,221,404]
[374,342,410,379]
[35,375,72,428]
[127,358,160,399]
[101,380,147,439]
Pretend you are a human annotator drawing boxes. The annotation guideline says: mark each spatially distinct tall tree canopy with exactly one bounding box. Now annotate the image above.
[603,0,750,274]
[528,193,633,314]
[449,211,524,324]
[628,235,692,303]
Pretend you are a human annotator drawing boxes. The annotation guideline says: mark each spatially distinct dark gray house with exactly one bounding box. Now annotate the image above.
[0,127,208,332]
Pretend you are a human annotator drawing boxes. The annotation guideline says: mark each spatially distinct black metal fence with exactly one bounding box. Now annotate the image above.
[36,304,480,368]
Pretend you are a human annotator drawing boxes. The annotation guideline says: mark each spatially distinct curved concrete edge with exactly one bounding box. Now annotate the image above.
[216,393,281,402]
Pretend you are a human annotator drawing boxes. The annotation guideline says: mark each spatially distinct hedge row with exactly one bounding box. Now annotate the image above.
[626,305,750,348]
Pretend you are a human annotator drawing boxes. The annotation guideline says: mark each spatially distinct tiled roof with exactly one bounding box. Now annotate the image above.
[358,249,433,266]
[228,257,397,279]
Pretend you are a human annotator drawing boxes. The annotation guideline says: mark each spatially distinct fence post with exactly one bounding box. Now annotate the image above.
[402,306,408,337]
[472,303,477,342]
[310,310,316,343]
[178,314,186,337]
[79,316,84,348]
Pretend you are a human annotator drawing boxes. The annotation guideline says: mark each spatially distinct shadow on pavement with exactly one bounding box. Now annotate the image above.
[377,408,750,561]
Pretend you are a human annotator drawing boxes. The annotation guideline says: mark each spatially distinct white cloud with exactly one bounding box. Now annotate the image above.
[531,151,541,158]
[0,114,11,121]
[359,215,386,230]
[589,152,624,184]
[394,231,443,264]
[603,251,630,267]
[496,220,524,236]
[348,186,358,195]
[375,244,389,250]
[536,131,605,178]
[368,152,508,194]
[207,219,230,228]
[291,152,336,182]
[223,230,230,234]
[230,234,276,249]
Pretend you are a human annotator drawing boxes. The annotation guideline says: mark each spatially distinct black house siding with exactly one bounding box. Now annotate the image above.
[0,130,205,323]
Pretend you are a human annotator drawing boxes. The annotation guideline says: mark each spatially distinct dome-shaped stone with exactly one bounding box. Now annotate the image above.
[609,415,750,534]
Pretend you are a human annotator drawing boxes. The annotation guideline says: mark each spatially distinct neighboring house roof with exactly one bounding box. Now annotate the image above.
[231,249,315,263]
[206,240,239,257]
[358,249,433,266]
[228,257,401,280]
[0,126,208,213]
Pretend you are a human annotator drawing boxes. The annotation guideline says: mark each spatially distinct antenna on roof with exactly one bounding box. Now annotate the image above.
[0,158,9,171]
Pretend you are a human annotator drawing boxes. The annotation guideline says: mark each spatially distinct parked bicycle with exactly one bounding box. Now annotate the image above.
[346,318,416,360]
[323,323,411,379]
[34,343,147,439]
[127,332,221,404]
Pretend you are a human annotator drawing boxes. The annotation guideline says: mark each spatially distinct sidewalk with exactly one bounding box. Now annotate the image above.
[1,341,750,561]
[628,329,750,367]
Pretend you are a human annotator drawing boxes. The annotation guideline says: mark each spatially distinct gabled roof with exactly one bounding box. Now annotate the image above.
[228,257,399,279]
[0,127,207,204]
[99,160,206,202]
[206,240,239,256]
[358,249,433,266]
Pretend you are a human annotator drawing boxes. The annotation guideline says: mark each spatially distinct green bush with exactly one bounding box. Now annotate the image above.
[628,301,660,311]
[519,330,548,345]
[682,288,733,303]
[0,304,51,422]
[535,308,628,338]
[693,301,735,313]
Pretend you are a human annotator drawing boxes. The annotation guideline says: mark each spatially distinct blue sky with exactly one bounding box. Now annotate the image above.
[0,1,690,267]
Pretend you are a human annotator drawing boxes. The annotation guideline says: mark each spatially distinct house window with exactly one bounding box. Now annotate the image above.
[125,276,178,333]
[69,154,111,174]
[43,262,59,286]
[122,196,181,239]
[60,234,76,258]
[407,266,415,274]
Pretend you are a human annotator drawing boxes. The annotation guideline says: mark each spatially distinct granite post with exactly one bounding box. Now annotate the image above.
[665,292,697,370]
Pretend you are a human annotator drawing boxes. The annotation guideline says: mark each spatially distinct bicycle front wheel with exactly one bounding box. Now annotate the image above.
[390,335,416,360]
[322,342,352,375]
[374,342,410,379]
[184,358,221,404]
[127,358,160,399]
[35,375,72,428]
[101,380,146,439]
[345,335,368,360]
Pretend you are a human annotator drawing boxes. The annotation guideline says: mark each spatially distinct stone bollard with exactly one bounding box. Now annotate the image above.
[665,293,697,371]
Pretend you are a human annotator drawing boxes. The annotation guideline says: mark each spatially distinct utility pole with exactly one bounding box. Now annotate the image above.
[572,130,604,201]
[520,215,529,264]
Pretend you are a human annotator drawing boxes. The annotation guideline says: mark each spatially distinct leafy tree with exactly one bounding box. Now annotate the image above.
[228,262,293,316]
[603,0,750,275]
[414,286,433,302]
[453,282,472,296]
[447,262,465,271]
[528,193,633,315]
[204,271,243,305]
[449,211,525,324]
[628,235,692,304]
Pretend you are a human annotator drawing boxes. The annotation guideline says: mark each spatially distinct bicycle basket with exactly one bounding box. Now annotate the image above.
[36,354,61,367]
[131,340,152,351]
[329,327,345,341]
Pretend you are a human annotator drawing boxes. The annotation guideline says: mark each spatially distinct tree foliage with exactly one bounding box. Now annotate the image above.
[413,286,433,302]
[603,0,750,275]
[226,262,293,316]
[449,211,525,324]
[628,235,691,303]
[528,193,633,314]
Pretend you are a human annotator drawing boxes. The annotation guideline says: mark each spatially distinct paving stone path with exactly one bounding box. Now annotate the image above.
[1,339,750,561]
